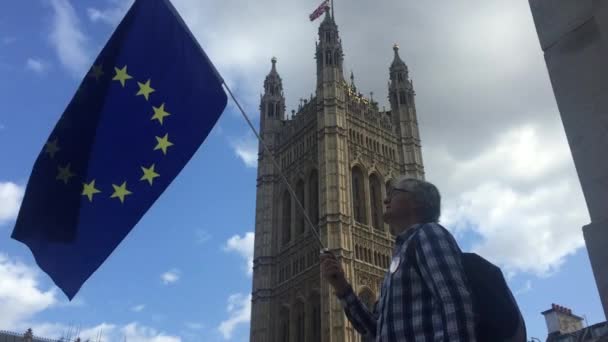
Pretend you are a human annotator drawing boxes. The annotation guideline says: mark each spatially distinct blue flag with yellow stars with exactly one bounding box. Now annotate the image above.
[11,0,227,299]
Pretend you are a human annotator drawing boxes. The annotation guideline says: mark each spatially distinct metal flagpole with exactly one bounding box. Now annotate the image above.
[222,83,328,252]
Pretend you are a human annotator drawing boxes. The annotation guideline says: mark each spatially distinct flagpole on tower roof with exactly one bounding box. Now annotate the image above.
[331,0,334,19]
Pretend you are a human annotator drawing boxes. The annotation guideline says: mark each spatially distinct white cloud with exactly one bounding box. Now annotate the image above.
[161,269,180,285]
[217,293,251,340]
[0,182,24,225]
[26,322,116,342]
[73,0,588,281]
[25,322,180,342]
[132,304,145,312]
[121,322,181,342]
[0,254,178,341]
[0,254,57,329]
[515,280,533,296]
[430,123,588,276]
[224,232,254,276]
[49,0,90,77]
[87,1,132,25]
[228,134,258,168]
[25,58,48,73]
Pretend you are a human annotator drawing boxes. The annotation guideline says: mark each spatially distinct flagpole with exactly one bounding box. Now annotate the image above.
[331,0,334,19]
[222,83,327,252]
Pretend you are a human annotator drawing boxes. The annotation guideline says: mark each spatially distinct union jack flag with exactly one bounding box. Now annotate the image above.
[309,0,330,21]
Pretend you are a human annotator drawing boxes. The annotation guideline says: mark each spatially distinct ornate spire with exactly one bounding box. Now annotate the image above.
[321,7,334,25]
[391,44,407,70]
[23,329,34,342]
[264,57,283,95]
[388,44,413,110]
[316,3,344,86]
[261,57,285,121]
[271,56,277,73]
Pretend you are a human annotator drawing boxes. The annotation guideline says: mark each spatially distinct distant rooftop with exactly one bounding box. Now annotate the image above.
[546,321,608,342]
[0,329,69,342]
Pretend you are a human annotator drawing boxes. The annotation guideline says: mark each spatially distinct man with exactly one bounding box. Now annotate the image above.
[320,177,477,341]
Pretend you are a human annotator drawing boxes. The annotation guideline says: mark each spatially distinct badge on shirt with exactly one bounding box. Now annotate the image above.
[389,255,400,273]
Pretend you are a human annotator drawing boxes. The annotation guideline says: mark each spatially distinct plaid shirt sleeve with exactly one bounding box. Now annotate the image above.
[415,223,477,341]
[338,285,378,338]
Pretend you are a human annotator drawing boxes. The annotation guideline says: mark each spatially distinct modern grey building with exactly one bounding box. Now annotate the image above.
[529,0,608,320]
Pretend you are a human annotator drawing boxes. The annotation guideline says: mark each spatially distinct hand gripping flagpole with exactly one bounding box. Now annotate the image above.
[222,83,328,252]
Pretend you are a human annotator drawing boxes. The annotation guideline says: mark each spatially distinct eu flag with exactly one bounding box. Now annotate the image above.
[11,0,227,299]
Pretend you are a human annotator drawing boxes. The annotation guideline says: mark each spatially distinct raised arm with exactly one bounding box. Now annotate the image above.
[320,252,377,338]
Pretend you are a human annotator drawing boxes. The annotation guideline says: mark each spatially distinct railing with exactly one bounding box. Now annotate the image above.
[0,330,63,342]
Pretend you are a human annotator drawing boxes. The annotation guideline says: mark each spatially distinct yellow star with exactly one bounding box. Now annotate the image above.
[154,133,174,155]
[56,163,75,184]
[44,138,60,158]
[82,180,101,202]
[136,79,155,101]
[112,65,133,87]
[89,64,104,81]
[140,164,160,185]
[110,181,132,203]
[151,103,171,125]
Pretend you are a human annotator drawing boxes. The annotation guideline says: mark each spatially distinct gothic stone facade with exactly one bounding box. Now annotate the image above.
[250,11,425,342]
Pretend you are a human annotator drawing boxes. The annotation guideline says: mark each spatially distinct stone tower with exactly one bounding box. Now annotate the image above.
[250,9,425,342]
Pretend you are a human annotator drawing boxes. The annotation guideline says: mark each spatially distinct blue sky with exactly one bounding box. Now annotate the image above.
[0,0,605,341]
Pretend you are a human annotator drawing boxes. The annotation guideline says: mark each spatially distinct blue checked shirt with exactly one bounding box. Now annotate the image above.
[338,223,477,341]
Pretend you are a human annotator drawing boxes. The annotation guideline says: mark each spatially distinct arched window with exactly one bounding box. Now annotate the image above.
[352,166,367,224]
[326,50,333,66]
[282,190,291,245]
[267,102,274,117]
[399,91,407,104]
[295,301,305,342]
[359,288,375,312]
[279,306,290,341]
[309,292,321,341]
[275,102,281,117]
[369,174,383,231]
[309,170,319,225]
[296,180,305,235]
[325,31,331,43]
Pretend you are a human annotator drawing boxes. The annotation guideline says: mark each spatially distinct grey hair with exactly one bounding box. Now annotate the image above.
[392,176,441,223]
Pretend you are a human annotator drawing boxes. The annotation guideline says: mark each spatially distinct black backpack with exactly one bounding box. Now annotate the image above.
[407,227,527,341]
